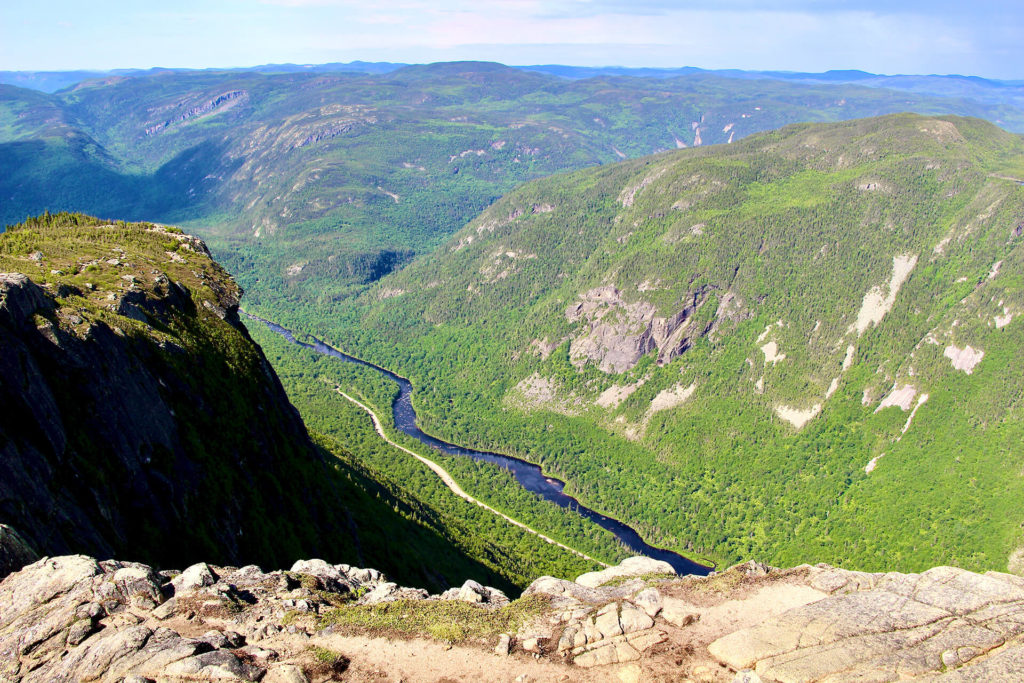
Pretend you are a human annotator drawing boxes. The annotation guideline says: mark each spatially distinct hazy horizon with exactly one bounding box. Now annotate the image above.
[1,60,1019,82]
[1,1,1021,80]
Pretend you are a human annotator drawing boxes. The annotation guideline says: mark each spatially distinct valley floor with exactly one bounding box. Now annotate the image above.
[335,386,609,567]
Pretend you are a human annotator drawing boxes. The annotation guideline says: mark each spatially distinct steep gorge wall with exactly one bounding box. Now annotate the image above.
[0,215,484,584]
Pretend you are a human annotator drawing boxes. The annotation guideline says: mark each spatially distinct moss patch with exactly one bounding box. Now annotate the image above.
[319,595,550,643]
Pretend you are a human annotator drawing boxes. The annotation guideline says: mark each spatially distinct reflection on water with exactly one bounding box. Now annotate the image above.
[252,315,711,575]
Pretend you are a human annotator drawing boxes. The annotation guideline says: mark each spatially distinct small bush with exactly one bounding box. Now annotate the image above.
[306,645,348,678]
[310,645,344,664]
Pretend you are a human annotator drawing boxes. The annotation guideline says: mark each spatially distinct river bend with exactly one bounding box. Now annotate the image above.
[251,315,711,576]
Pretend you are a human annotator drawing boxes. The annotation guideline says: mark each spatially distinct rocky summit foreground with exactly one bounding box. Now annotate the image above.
[3,554,1024,682]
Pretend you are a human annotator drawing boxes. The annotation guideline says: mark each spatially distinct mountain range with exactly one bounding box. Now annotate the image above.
[281,113,1024,574]
[3,61,1024,310]
[3,57,1024,679]
[2,59,1024,635]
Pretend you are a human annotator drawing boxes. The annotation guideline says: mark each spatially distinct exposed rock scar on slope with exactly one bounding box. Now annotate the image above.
[615,382,699,441]
[995,303,1015,329]
[377,186,400,203]
[595,379,645,409]
[760,340,786,364]
[566,285,714,373]
[506,373,581,416]
[901,393,929,434]
[944,344,985,374]
[918,119,965,142]
[876,383,918,412]
[851,253,918,336]
[866,393,929,473]
[764,322,852,431]
[144,90,247,136]
[333,387,609,568]
[774,404,822,430]
[865,453,884,474]
[822,344,856,400]
[649,382,697,414]
[619,168,667,208]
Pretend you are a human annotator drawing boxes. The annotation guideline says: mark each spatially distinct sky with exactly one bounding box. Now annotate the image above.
[1,0,1021,78]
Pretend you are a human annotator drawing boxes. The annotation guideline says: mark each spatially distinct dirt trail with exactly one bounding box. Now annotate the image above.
[335,387,610,568]
[290,632,620,682]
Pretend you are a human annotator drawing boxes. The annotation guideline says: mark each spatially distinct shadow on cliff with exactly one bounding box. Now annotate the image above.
[0,220,511,593]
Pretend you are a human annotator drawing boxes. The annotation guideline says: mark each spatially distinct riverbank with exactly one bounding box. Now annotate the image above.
[246,312,711,575]
[334,385,610,567]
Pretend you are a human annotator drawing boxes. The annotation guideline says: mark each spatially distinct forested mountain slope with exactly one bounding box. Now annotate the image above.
[279,114,1024,574]
[0,212,556,592]
[3,63,1023,307]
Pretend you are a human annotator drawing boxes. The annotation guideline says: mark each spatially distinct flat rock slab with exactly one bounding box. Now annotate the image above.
[708,566,1024,681]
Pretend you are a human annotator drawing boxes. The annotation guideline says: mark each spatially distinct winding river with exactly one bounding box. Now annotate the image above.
[251,315,711,576]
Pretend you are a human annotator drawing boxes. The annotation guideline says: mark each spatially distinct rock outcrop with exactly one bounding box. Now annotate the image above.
[4,553,1024,681]
[0,553,507,682]
[709,564,1024,681]
[0,218,353,574]
[511,557,1024,680]
[565,285,714,373]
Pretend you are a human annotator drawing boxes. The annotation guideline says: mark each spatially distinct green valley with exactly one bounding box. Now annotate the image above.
[5,61,1024,583]
[253,113,1024,574]
[0,212,603,591]
[7,0,1024,676]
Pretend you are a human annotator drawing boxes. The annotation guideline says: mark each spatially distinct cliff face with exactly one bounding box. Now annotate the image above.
[0,214,374,572]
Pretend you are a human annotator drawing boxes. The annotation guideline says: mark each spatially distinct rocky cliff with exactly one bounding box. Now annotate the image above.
[4,552,1023,682]
[0,213,501,587]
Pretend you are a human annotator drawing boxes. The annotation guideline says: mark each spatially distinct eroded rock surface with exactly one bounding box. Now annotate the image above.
[708,565,1024,682]
[565,285,714,373]
[0,553,509,682]
[518,558,1024,680]
[575,556,676,588]
[4,554,1024,681]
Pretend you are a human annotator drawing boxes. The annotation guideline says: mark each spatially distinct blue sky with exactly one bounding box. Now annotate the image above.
[1,1,1021,78]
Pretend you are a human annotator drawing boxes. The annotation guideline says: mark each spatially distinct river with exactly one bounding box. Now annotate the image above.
[250,315,711,576]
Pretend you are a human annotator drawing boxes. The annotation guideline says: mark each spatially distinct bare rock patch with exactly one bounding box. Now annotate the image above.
[944,344,984,374]
[851,253,917,336]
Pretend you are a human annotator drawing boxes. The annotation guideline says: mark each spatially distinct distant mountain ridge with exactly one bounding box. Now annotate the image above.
[5,60,1021,94]
[3,61,1023,311]
[526,65,1024,110]
[0,61,408,93]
